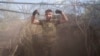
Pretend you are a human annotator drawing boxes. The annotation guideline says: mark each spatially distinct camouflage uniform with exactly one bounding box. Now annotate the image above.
[39,19,59,56]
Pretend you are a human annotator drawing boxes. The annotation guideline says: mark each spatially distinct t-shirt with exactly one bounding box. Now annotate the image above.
[40,19,60,44]
[39,19,60,37]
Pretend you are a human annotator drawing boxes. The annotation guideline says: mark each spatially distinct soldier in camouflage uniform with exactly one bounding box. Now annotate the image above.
[14,9,68,56]
[32,9,68,56]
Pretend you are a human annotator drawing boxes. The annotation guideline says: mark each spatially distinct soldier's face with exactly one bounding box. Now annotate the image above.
[45,12,53,19]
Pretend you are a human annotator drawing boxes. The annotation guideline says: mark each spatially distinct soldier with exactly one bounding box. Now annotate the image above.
[31,9,68,41]
[31,9,68,56]
[14,9,68,56]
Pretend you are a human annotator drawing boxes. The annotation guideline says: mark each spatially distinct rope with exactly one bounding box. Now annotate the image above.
[0,1,100,5]
[0,1,66,5]
[0,8,31,14]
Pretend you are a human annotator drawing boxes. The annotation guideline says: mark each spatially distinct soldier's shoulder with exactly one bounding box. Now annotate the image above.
[39,19,46,22]
[39,20,46,25]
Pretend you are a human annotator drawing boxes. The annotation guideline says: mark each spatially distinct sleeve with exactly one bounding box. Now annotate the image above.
[39,20,44,25]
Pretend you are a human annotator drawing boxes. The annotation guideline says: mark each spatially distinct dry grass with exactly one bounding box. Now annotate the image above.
[0,18,100,56]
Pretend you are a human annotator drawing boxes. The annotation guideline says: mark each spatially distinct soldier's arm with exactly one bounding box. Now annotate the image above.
[55,10,68,23]
[31,10,40,24]
[60,12,68,23]
[31,15,40,24]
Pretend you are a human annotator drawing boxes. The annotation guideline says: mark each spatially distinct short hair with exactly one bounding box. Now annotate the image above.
[45,9,52,13]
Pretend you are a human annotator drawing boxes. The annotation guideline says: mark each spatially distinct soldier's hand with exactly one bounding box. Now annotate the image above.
[55,10,62,14]
[32,10,39,16]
